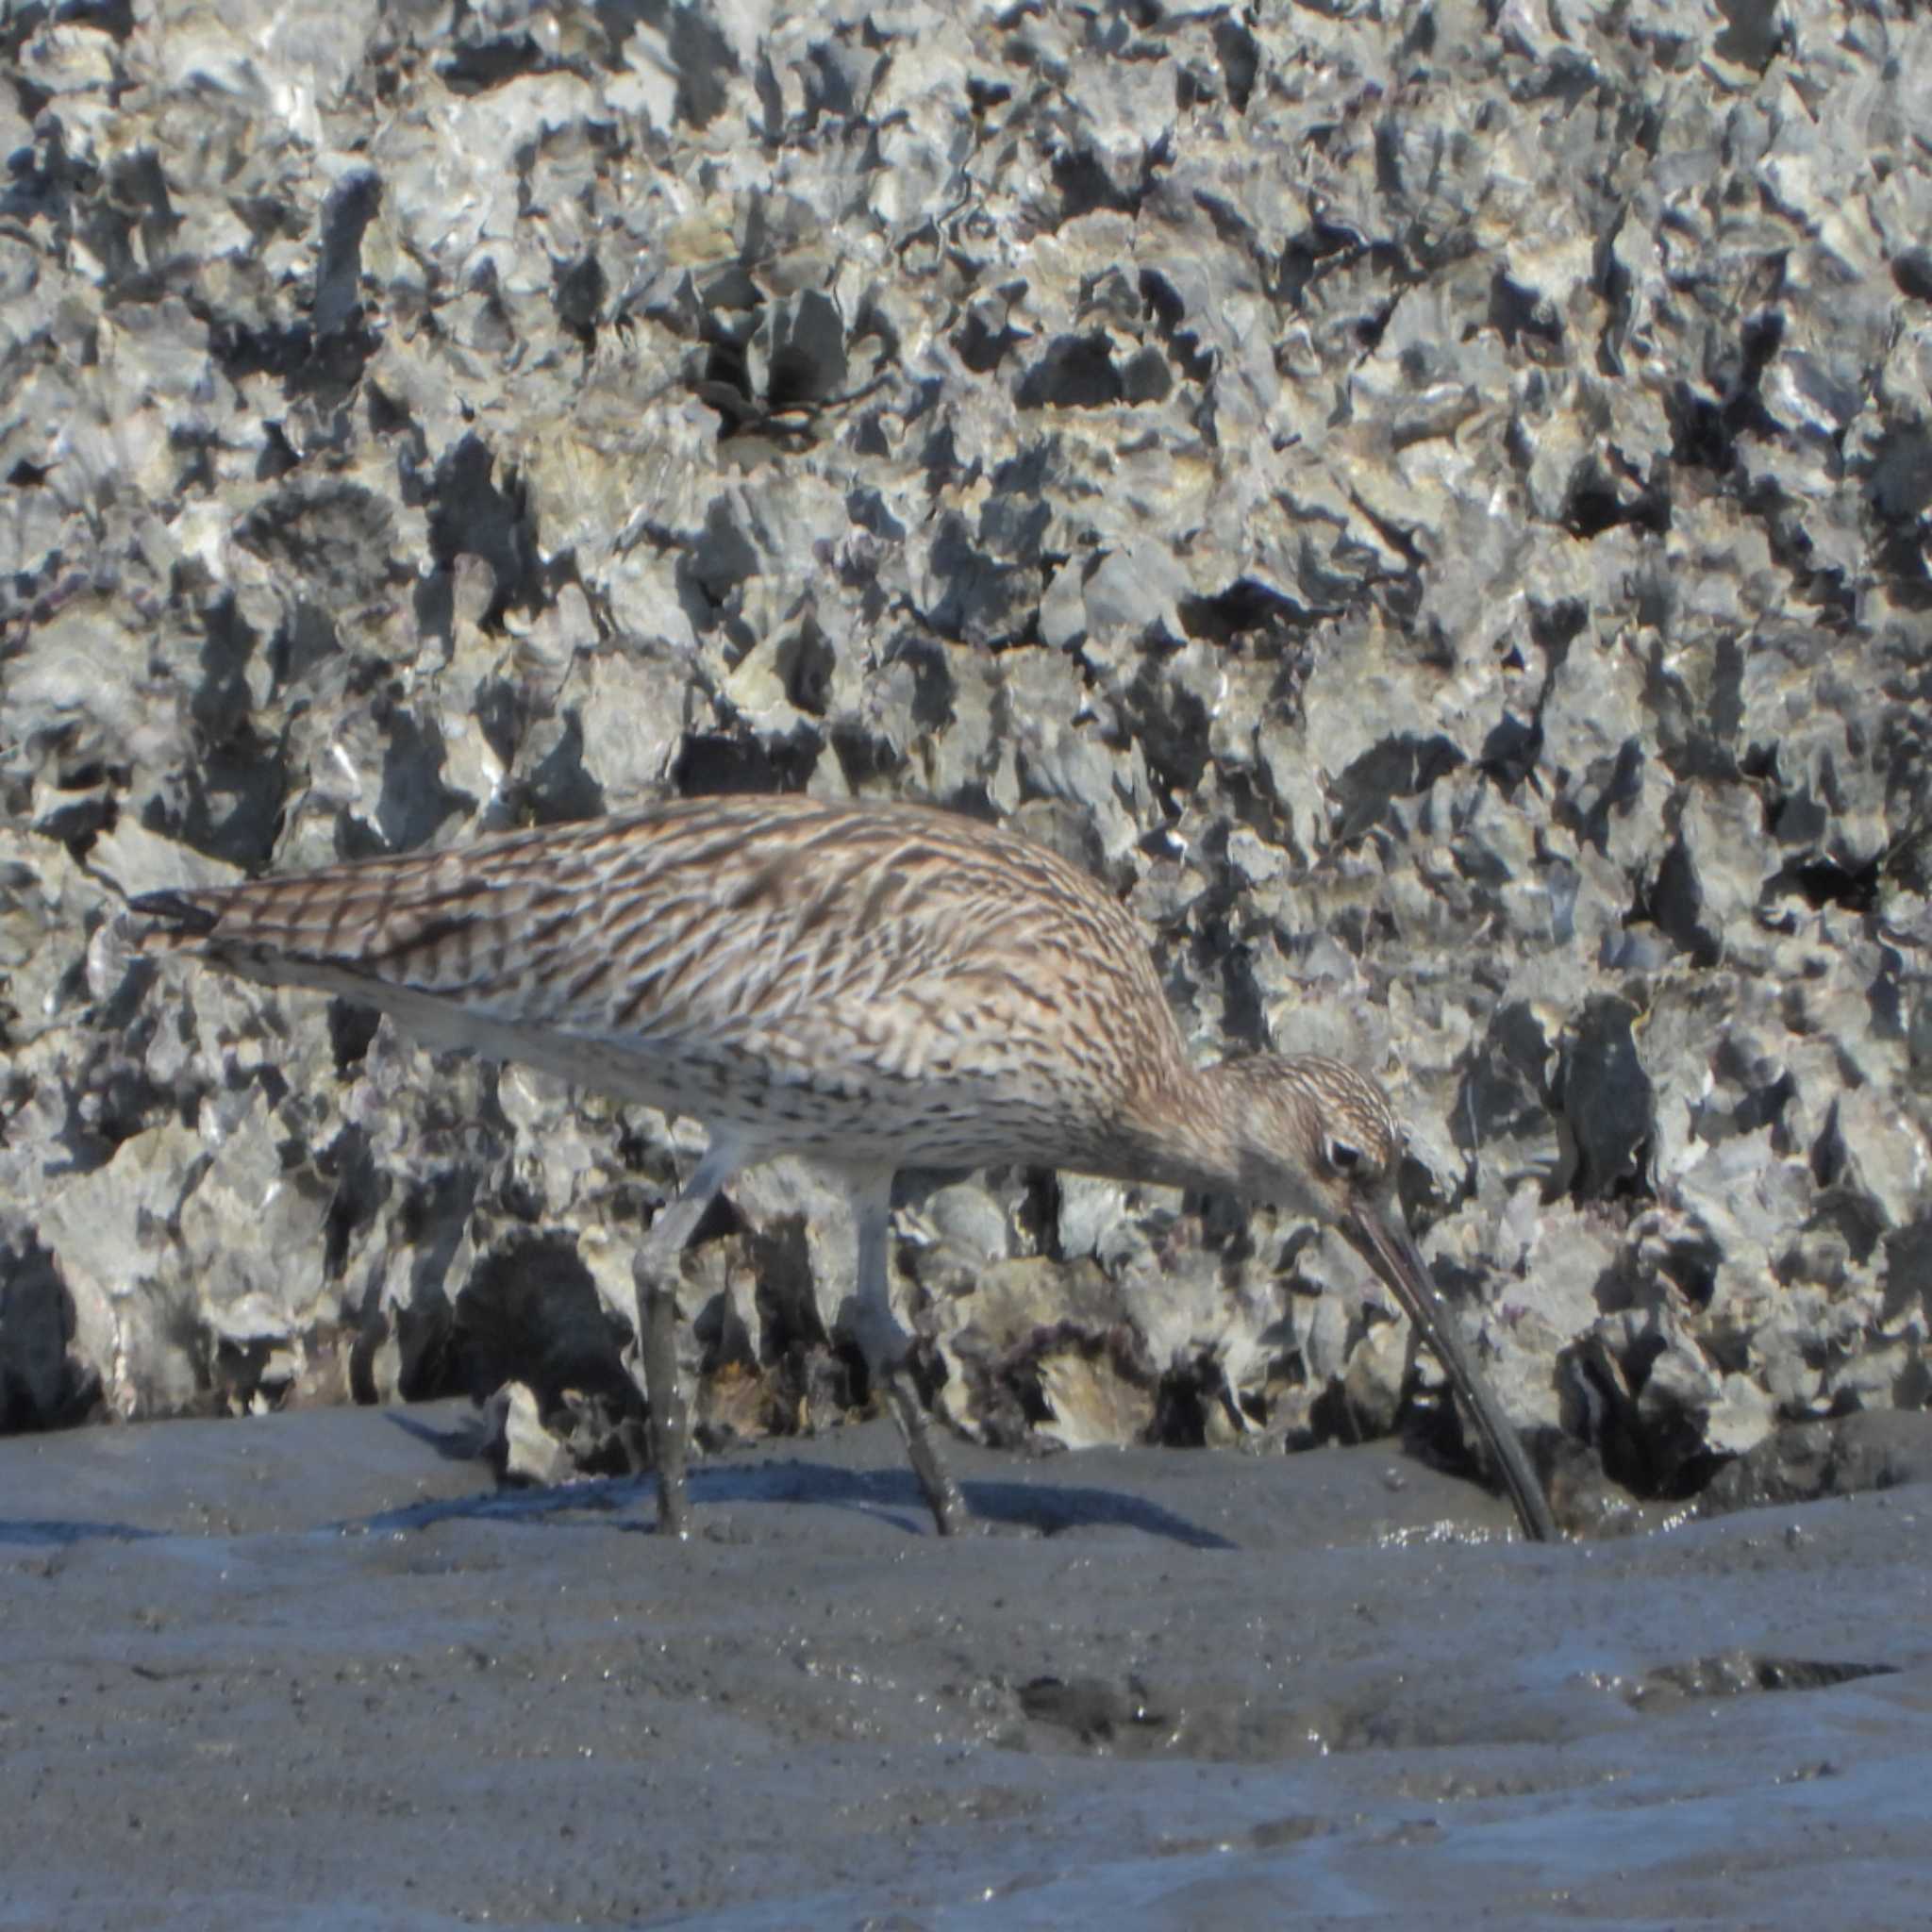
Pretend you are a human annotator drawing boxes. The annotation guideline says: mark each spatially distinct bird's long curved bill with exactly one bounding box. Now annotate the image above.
[1348,1204,1557,1542]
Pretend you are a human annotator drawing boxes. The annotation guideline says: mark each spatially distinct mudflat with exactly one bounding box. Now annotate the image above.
[3,1407,1928,1930]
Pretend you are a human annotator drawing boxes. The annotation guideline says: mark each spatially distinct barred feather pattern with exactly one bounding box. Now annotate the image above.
[135,795,1211,1175]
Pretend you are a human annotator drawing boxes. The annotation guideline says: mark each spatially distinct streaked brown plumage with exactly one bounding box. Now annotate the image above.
[134,793,1556,1541]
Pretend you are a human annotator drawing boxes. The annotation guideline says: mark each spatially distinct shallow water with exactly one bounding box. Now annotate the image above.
[2,1407,1927,1930]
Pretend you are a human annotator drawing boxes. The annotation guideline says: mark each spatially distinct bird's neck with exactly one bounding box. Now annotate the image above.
[1101,1058,1248,1195]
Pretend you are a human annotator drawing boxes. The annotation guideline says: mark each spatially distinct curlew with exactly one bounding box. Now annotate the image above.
[130,793,1557,1542]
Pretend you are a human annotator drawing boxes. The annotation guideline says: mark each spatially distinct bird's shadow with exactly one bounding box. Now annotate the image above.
[0,1416,1237,1553]
[0,1518,165,1549]
[373,1409,1239,1549]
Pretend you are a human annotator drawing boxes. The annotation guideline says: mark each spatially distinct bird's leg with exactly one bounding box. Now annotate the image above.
[848,1174,968,1537]
[631,1139,741,1540]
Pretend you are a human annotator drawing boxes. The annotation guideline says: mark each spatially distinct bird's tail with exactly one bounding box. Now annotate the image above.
[125,887,226,951]
[81,876,237,1003]
[129,888,222,935]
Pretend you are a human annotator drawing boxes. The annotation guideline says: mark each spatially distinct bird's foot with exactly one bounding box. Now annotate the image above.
[635,1263,693,1540]
[880,1366,970,1537]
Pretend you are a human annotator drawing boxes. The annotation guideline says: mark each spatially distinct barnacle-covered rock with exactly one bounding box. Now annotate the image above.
[3,0,1926,1514]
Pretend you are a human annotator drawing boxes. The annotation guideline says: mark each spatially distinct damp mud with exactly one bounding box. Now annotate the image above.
[3,1409,1929,1930]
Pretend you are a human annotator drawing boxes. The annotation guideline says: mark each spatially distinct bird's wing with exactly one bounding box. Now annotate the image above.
[134,797,1174,1108]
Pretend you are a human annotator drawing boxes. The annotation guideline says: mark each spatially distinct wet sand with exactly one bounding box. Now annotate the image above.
[3,1408,1928,1930]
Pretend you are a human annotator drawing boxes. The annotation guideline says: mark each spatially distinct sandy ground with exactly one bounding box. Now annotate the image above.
[3,1407,1928,1930]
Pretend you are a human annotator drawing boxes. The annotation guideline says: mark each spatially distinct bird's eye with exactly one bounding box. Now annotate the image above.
[1326,1138,1363,1176]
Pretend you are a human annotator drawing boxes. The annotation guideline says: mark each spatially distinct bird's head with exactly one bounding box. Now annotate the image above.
[1221,1053,1407,1230]
[1212,1050,1558,1541]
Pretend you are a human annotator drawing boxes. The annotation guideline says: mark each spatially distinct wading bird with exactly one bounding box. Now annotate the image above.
[133,793,1556,1542]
